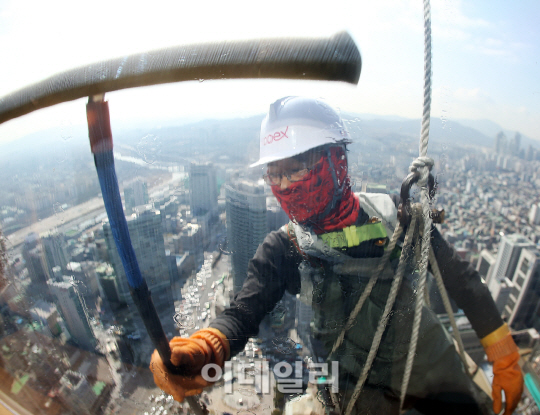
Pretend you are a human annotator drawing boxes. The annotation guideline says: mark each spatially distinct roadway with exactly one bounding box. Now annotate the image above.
[6,173,180,249]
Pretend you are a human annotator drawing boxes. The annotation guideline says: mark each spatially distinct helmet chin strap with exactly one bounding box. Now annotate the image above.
[313,145,347,224]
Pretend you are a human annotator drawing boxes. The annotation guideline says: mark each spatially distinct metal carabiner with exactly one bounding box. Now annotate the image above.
[397,171,444,227]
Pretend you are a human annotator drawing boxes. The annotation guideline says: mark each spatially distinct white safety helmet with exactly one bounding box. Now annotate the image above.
[250,96,351,167]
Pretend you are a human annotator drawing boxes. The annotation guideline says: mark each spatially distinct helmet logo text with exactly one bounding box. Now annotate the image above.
[264,126,289,145]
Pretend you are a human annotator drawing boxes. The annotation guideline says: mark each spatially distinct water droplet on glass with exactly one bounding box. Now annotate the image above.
[270,304,286,319]
[53,202,65,218]
[237,387,256,396]
[174,313,195,329]
[244,366,260,377]
[272,337,296,354]
[137,134,161,164]
[60,119,73,141]
[312,289,324,304]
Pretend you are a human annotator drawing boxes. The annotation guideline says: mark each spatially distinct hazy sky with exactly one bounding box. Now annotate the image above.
[0,0,539,145]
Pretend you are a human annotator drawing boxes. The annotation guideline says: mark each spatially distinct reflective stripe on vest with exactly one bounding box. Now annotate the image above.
[320,222,388,249]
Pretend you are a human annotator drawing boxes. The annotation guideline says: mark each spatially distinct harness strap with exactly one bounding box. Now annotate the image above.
[320,221,388,249]
[285,223,320,269]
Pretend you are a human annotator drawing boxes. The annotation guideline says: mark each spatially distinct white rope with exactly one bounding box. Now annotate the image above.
[429,246,470,370]
[399,0,434,409]
[330,223,404,355]
[328,223,403,414]
[327,1,468,412]
[344,216,417,415]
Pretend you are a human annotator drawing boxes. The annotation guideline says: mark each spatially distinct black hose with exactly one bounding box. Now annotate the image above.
[0,31,361,124]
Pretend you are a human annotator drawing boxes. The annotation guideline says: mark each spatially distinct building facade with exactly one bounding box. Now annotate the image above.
[48,280,96,350]
[225,180,267,293]
[189,162,218,217]
[487,234,534,292]
[103,209,171,311]
[124,180,149,214]
[505,249,540,331]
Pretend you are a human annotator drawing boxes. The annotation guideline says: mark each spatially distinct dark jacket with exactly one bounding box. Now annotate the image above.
[210,206,502,357]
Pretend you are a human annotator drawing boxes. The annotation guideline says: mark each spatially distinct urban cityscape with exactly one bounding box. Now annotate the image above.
[0,112,540,415]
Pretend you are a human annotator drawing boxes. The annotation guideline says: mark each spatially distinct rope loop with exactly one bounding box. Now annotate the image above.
[409,156,434,173]
[409,156,434,190]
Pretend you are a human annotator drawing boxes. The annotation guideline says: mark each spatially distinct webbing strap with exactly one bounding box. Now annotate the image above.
[320,222,388,248]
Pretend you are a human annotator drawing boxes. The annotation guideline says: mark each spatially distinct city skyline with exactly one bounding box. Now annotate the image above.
[1,131,540,413]
[0,0,539,145]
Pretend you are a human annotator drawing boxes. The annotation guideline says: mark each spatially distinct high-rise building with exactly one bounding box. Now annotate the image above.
[95,263,121,306]
[124,180,149,214]
[487,234,534,293]
[529,204,540,226]
[189,162,218,217]
[29,300,62,337]
[22,233,48,284]
[505,249,540,331]
[492,277,514,314]
[103,209,171,310]
[41,230,69,276]
[495,131,507,155]
[476,249,497,282]
[267,204,289,233]
[58,371,99,413]
[510,132,521,157]
[22,245,48,285]
[225,180,267,292]
[177,223,204,266]
[48,279,96,350]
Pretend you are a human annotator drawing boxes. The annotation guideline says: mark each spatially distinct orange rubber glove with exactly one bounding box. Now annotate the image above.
[150,328,230,402]
[481,324,523,415]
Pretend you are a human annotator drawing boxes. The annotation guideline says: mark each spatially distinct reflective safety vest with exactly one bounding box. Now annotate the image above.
[287,193,458,398]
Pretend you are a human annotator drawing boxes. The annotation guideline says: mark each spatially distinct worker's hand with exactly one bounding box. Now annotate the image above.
[149,328,229,402]
[491,351,523,415]
[481,324,523,415]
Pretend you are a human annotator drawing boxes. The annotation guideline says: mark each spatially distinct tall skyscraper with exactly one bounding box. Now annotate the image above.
[21,233,52,300]
[103,209,171,310]
[124,180,149,214]
[41,231,69,276]
[495,131,507,155]
[48,279,96,350]
[58,371,99,413]
[487,234,534,293]
[529,204,540,226]
[22,245,48,285]
[267,203,289,233]
[189,162,218,217]
[225,180,267,292]
[492,277,513,314]
[476,249,496,282]
[505,249,540,331]
[510,132,521,157]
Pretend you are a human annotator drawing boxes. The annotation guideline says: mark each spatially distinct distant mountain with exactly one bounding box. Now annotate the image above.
[342,113,493,149]
[455,118,540,149]
[2,112,538,171]
[455,119,511,138]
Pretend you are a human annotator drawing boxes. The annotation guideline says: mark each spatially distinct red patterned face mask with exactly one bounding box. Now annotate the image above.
[271,146,359,234]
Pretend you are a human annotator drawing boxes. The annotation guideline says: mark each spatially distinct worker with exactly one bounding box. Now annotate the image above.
[150,96,523,414]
